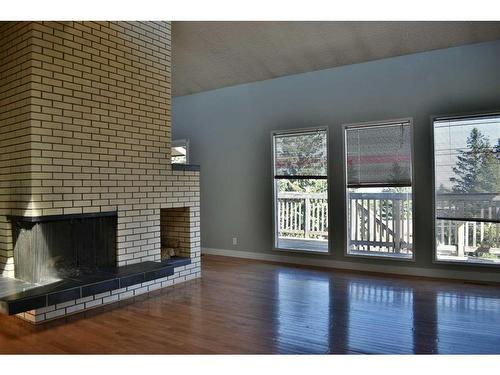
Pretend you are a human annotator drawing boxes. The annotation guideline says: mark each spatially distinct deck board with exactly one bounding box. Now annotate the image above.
[278,238,328,252]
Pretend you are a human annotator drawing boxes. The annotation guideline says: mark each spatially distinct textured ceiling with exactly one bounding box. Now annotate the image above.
[172,21,500,97]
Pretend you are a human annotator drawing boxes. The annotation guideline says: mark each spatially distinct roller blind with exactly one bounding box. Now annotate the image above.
[434,115,500,222]
[274,129,327,177]
[346,122,412,187]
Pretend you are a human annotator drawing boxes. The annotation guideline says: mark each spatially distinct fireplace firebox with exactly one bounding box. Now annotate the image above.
[9,212,117,284]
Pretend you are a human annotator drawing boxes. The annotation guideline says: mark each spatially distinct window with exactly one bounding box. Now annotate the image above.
[171,139,189,164]
[272,128,328,253]
[344,119,414,259]
[433,114,500,265]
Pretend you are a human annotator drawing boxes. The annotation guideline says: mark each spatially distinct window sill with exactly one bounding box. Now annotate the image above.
[273,247,331,256]
[433,258,500,268]
[345,252,415,262]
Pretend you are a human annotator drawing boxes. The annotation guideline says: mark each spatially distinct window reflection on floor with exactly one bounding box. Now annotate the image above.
[276,273,415,354]
[437,292,500,354]
[347,281,414,354]
[276,271,331,353]
[274,266,500,354]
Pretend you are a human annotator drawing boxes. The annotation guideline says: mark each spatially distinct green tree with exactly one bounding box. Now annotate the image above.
[476,147,500,193]
[380,163,412,220]
[449,129,500,255]
[275,131,327,177]
[437,183,451,193]
[450,128,495,193]
[276,131,327,193]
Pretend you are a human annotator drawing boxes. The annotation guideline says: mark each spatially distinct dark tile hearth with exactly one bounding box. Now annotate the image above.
[81,278,120,298]
[47,286,81,306]
[0,257,191,316]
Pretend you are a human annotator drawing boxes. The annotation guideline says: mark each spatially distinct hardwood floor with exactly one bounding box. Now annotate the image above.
[0,254,499,354]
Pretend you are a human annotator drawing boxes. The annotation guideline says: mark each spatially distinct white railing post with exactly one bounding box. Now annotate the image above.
[304,196,311,239]
[457,222,465,257]
[393,199,401,253]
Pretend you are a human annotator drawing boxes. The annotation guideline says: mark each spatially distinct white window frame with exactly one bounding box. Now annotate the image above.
[271,127,330,255]
[342,118,416,262]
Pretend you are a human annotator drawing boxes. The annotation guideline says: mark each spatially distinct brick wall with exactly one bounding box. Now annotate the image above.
[0,22,34,277]
[0,21,201,322]
[27,21,177,266]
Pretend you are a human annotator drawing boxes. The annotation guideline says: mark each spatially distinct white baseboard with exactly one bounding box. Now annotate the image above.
[202,247,500,283]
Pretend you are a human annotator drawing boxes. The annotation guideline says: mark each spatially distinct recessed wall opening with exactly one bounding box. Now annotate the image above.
[160,207,192,260]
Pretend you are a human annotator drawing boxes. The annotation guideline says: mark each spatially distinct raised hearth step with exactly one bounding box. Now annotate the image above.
[0,257,191,316]
[163,257,191,268]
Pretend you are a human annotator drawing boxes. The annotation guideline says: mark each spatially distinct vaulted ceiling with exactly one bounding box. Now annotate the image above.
[172,21,500,97]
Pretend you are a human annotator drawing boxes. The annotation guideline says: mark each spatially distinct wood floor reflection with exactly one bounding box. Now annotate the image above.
[0,254,499,354]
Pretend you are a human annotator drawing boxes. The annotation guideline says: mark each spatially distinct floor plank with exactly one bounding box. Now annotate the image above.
[0,254,499,354]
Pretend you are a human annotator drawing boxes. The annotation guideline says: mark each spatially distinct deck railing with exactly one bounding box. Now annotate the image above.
[435,193,500,257]
[278,191,413,254]
[347,191,412,254]
[277,191,500,258]
[277,192,328,240]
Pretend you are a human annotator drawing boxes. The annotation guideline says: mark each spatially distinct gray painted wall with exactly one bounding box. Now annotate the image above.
[173,40,500,278]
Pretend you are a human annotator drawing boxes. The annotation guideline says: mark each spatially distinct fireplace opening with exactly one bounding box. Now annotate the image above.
[9,212,117,285]
[160,207,192,261]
